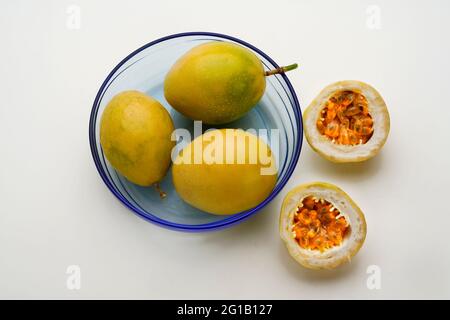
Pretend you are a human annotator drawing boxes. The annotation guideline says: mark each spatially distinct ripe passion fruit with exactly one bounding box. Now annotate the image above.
[100,91,175,187]
[303,81,390,162]
[279,182,367,269]
[172,129,277,215]
[164,41,297,125]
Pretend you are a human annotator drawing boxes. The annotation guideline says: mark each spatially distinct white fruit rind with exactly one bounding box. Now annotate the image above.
[279,182,367,270]
[304,80,390,163]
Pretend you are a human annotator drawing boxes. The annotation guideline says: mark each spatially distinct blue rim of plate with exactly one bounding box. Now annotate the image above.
[89,31,303,232]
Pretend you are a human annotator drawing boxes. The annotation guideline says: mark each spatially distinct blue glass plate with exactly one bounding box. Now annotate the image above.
[89,32,303,232]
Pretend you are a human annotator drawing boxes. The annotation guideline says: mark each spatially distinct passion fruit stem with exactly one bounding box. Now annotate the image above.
[154,183,167,199]
[264,63,298,76]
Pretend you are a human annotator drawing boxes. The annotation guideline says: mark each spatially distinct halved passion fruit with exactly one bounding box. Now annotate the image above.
[279,182,366,269]
[304,81,390,162]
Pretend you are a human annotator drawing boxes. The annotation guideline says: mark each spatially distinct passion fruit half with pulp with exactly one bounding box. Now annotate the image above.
[279,182,366,270]
[304,81,390,162]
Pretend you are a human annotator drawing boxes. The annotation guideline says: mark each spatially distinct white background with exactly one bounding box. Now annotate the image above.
[1,0,450,299]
